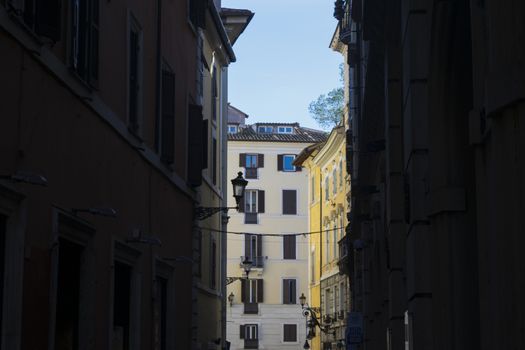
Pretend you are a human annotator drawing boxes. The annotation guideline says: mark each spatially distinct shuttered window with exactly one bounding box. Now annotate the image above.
[239,154,264,179]
[187,105,204,186]
[283,324,297,342]
[71,0,99,86]
[282,279,296,304]
[283,235,296,260]
[282,190,297,215]
[128,15,142,134]
[240,324,258,349]
[244,234,263,267]
[160,69,175,165]
[278,154,301,172]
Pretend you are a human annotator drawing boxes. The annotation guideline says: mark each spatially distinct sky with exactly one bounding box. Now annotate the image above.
[223,0,343,130]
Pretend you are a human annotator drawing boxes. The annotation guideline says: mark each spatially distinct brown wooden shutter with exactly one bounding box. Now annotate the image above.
[239,153,246,167]
[258,154,264,168]
[188,104,203,186]
[258,190,265,213]
[244,234,251,259]
[290,279,296,304]
[284,236,296,259]
[239,325,245,339]
[35,0,62,41]
[161,70,175,164]
[283,279,290,303]
[241,279,247,302]
[277,154,283,171]
[283,190,297,215]
[257,279,263,302]
[202,120,208,169]
[289,235,296,259]
[256,235,262,258]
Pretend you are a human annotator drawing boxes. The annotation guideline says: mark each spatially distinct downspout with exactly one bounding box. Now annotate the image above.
[154,0,162,152]
[319,171,323,320]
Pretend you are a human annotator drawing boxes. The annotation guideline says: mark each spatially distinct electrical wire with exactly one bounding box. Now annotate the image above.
[197,226,345,237]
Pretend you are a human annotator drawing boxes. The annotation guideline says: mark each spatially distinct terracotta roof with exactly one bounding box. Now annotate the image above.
[228,124,328,143]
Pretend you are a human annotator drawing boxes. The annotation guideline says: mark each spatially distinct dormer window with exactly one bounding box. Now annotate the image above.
[258,126,273,133]
[228,125,238,134]
[277,126,293,134]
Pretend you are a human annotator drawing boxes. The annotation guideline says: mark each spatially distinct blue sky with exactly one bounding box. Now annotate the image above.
[223,0,343,130]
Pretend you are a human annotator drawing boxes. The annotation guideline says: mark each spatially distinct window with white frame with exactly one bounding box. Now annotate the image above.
[310,250,316,283]
[228,125,238,133]
[242,324,259,349]
[258,125,273,133]
[277,126,293,134]
[245,190,258,213]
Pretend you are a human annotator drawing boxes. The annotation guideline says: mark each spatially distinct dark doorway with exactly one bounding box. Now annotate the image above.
[113,262,132,350]
[54,238,83,350]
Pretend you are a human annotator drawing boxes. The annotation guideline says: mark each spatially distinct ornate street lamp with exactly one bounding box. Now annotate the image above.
[195,172,248,220]
[300,292,335,346]
[226,256,253,285]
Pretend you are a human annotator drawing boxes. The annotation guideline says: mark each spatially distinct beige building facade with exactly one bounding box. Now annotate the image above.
[225,114,327,349]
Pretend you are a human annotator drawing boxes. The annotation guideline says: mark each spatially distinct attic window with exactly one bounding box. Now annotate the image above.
[277,126,293,134]
[228,125,238,134]
[258,126,273,133]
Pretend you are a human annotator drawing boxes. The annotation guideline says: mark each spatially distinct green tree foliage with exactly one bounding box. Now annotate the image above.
[308,63,344,129]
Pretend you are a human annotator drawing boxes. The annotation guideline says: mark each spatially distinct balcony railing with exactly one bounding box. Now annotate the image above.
[240,255,265,268]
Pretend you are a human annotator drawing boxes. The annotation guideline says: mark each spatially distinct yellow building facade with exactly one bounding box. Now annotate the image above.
[295,126,350,350]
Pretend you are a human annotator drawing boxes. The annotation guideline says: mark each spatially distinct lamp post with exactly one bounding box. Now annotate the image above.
[194,172,248,220]
[299,292,335,346]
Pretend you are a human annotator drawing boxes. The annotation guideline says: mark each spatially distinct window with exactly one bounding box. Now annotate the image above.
[113,241,141,350]
[240,153,263,179]
[160,67,175,164]
[311,175,316,203]
[258,126,273,133]
[278,154,300,172]
[324,223,330,264]
[282,190,297,215]
[339,160,344,188]
[212,135,217,185]
[325,176,330,200]
[128,15,142,135]
[277,126,293,134]
[310,250,316,283]
[324,288,331,317]
[241,279,263,314]
[8,0,62,41]
[332,169,337,195]
[189,0,206,28]
[334,285,339,316]
[339,282,345,313]
[71,0,99,85]
[242,190,264,224]
[154,260,175,350]
[228,125,238,133]
[283,155,296,172]
[211,69,218,122]
[283,235,296,260]
[240,324,259,349]
[282,279,296,304]
[113,262,132,350]
[210,239,217,289]
[244,234,263,267]
[283,324,297,342]
[333,219,338,260]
